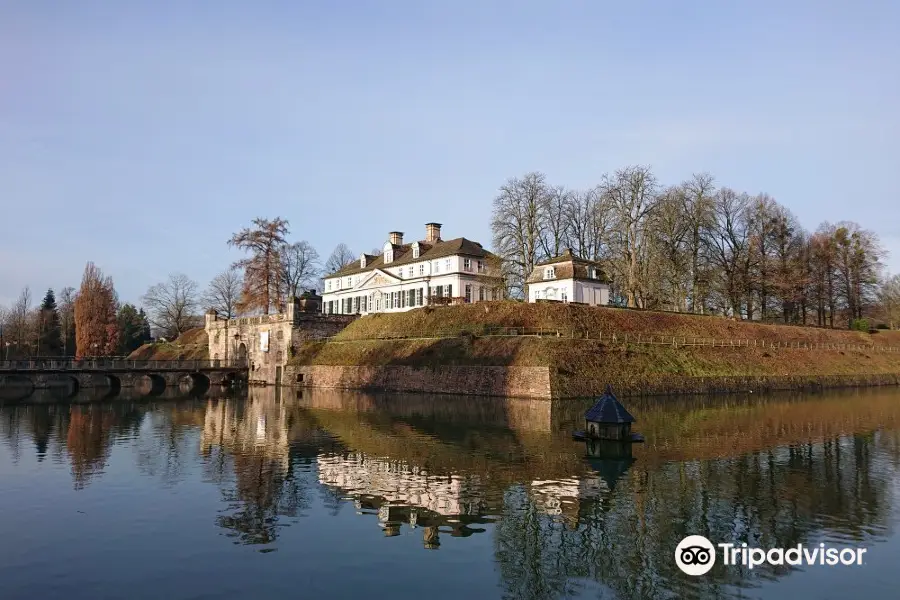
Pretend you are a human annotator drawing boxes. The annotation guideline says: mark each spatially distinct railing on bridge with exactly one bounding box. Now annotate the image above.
[0,358,248,371]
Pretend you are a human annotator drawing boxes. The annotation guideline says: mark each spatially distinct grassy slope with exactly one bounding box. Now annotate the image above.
[127,328,210,360]
[292,303,900,395]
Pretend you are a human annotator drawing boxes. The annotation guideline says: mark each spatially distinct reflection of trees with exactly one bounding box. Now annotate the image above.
[66,405,145,489]
[494,431,900,600]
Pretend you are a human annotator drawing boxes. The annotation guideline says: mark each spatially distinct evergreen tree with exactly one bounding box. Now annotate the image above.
[38,289,62,356]
[138,308,152,343]
[117,304,147,355]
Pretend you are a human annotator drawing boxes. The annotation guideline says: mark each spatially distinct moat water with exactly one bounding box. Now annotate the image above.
[2,387,900,600]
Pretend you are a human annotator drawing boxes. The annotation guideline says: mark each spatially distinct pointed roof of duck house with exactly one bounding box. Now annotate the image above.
[584,385,636,424]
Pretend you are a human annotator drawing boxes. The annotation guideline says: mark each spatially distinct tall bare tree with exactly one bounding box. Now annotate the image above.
[280,241,321,301]
[229,217,289,314]
[74,262,118,357]
[602,166,660,307]
[142,273,199,340]
[202,268,243,319]
[681,173,716,313]
[324,243,356,274]
[58,286,76,356]
[707,188,752,317]
[878,274,900,329]
[491,172,548,297]
[538,185,572,259]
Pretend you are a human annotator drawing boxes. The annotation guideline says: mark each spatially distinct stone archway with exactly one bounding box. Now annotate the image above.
[236,343,248,364]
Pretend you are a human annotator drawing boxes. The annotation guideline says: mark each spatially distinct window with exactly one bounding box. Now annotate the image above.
[478,286,485,301]
[276,330,284,341]
[346,277,352,287]
[445,259,451,271]
[361,295,368,312]
[408,266,414,278]
[408,289,415,307]
[561,290,568,303]
[400,290,406,308]
[434,261,440,274]
[464,258,471,271]
[446,284,452,298]
[544,267,556,280]
[417,288,423,306]
[412,244,420,258]
[477,260,484,273]
[434,286,442,298]
[419,264,425,276]
[326,280,331,291]
[465,284,472,303]
[394,291,400,308]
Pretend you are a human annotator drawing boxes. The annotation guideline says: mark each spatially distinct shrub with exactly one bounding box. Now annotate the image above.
[851,319,870,332]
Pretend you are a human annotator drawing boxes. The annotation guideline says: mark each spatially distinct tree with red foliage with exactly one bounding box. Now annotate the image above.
[74,262,119,357]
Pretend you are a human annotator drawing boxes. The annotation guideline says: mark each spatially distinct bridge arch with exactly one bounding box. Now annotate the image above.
[100,374,122,399]
[180,373,211,396]
[0,375,35,401]
[47,375,80,399]
[136,373,167,396]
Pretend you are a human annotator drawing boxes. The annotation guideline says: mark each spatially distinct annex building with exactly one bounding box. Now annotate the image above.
[322,223,504,315]
[526,249,611,306]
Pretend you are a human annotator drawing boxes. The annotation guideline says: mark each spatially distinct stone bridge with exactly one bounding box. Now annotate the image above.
[0,358,248,401]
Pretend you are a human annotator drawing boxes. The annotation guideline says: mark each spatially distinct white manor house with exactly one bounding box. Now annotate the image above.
[322,223,504,315]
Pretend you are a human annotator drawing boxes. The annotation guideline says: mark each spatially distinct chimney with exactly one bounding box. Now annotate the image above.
[389,231,404,245]
[425,222,442,243]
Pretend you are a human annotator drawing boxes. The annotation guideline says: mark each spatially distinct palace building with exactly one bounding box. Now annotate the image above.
[321,223,503,315]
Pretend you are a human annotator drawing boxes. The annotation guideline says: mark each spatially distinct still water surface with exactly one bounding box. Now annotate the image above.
[2,387,900,599]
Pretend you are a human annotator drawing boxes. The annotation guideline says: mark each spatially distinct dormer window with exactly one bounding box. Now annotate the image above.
[360,254,367,268]
[383,241,394,264]
[412,243,420,259]
[544,267,556,280]
[590,267,599,279]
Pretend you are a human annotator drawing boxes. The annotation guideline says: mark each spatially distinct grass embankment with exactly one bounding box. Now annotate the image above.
[291,303,900,396]
[127,328,209,361]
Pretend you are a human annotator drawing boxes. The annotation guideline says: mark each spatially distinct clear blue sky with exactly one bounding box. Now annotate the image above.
[2,1,898,307]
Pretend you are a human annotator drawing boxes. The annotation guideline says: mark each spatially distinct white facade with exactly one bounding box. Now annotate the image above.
[528,278,610,306]
[525,252,611,306]
[321,225,502,315]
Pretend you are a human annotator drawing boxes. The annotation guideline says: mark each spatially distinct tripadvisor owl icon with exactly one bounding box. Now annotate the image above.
[675,535,716,576]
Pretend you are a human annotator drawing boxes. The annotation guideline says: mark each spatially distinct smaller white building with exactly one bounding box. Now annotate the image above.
[526,249,610,306]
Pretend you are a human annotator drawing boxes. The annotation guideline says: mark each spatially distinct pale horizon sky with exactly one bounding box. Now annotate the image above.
[2,1,898,308]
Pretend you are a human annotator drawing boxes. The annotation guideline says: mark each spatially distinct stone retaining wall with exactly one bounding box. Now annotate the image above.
[284,365,552,399]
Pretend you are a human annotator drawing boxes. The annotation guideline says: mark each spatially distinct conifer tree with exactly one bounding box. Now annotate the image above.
[228,217,289,314]
[117,303,147,355]
[38,288,62,356]
[74,262,119,357]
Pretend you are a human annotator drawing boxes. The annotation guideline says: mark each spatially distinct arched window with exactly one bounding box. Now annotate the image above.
[383,241,394,263]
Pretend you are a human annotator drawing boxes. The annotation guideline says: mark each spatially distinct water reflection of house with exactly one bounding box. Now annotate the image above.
[530,477,606,527]
[317,452,492,548]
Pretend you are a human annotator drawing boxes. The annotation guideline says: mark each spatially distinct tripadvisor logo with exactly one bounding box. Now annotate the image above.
[675,535,868,576]
[675,535,716,576]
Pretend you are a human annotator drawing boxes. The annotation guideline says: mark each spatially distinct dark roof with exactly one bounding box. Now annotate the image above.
[326,237,496,278]
[584,386,636,424]
[527,249,609,284]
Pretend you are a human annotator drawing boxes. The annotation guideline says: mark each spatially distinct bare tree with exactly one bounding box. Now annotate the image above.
[142,273,199,340]
[681,173,716,313]
[58,286,77,356]
[538,185,572,259]
[202,269,243,319]
[280,241,321,301]
[324,243,356,274]
[707,188,752,317]
[564,187,613,262]
[602,166,660,307]
[491,172,548,298]
[879,274,900,329]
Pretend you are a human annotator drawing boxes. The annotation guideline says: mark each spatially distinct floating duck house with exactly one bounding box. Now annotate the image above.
[583,386,636,441]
